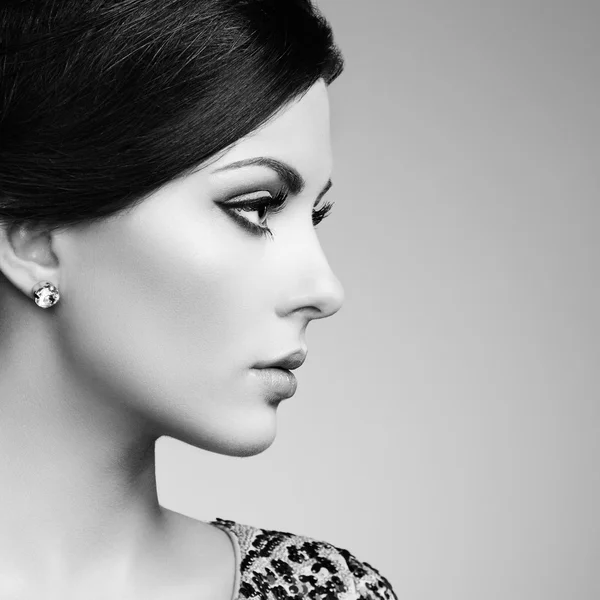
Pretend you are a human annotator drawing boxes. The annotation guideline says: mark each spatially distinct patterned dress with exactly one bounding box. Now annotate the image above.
[210,518,398,600]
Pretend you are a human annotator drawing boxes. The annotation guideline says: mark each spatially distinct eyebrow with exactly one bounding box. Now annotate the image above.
[211,156,333,202]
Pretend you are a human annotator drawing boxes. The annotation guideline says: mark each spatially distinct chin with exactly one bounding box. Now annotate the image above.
[163,409,279,458]
[221,436,276,458]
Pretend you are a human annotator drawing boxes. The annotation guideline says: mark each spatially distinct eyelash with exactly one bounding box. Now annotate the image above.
[224,187,335,240]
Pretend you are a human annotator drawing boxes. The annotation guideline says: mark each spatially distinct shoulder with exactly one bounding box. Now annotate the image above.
[211,517,397,600]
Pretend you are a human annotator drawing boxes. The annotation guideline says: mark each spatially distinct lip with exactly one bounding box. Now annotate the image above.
[251,367,298,399]
[253,348,307,371]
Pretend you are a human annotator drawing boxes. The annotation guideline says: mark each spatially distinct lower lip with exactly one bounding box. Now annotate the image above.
[252,367,298,399]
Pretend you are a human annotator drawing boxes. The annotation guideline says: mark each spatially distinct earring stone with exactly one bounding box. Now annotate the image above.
[32,281,61,309]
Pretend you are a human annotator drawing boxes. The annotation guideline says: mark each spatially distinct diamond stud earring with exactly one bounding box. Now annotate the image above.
[32,281,61,309]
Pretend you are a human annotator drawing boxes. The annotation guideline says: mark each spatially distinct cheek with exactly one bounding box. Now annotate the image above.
[56,216,263,421]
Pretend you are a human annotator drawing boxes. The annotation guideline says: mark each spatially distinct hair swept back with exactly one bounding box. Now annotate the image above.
[0,0,345,234]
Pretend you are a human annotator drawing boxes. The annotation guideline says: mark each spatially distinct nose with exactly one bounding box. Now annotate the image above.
[276,241,345,321]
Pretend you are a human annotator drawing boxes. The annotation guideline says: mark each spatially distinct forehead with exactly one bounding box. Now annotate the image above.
[207,80,332,182]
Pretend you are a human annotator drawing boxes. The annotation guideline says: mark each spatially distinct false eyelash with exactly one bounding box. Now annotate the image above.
[312,200,335,227]
[224,187,334,240]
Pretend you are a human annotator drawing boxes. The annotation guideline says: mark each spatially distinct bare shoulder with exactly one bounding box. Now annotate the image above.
[160,507,233,562]
[143,508,236,600]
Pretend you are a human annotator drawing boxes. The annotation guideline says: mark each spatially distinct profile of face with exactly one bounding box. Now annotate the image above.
[44,79,344,457]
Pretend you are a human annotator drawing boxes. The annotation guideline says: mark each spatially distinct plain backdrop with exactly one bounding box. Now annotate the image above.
[157,1,600,598]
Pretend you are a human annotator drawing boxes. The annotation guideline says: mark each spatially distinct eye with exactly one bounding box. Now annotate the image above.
[222,187,335,240]
[223,188,289,239]
[312,199,335,227]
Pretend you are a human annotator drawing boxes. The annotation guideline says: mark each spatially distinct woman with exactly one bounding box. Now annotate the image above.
[0,1,397,598]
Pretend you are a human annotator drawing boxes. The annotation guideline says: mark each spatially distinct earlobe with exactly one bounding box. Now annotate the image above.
[0,222,62,304]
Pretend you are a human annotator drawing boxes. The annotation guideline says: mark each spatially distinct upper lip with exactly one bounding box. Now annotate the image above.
[254,349,307,371]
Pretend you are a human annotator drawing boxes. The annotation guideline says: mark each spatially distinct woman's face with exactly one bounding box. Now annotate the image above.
[51,79,344,456]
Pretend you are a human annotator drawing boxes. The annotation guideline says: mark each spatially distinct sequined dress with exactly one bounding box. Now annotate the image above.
[210,518,398,600]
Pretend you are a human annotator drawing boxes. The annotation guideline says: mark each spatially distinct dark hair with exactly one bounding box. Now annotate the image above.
[0,0,344,234]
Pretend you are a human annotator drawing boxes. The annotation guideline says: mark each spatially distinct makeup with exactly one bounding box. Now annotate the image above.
[251,367,298,399]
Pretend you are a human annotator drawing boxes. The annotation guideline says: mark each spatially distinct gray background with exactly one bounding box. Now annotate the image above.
[157,1,600,597]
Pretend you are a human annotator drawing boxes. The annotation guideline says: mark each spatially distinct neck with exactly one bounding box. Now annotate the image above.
[0,318,166,588]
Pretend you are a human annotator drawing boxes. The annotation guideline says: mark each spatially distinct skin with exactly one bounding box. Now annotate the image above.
[0,78,344,599]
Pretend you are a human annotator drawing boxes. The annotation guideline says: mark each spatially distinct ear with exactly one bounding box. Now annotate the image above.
[0,222,61,301]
